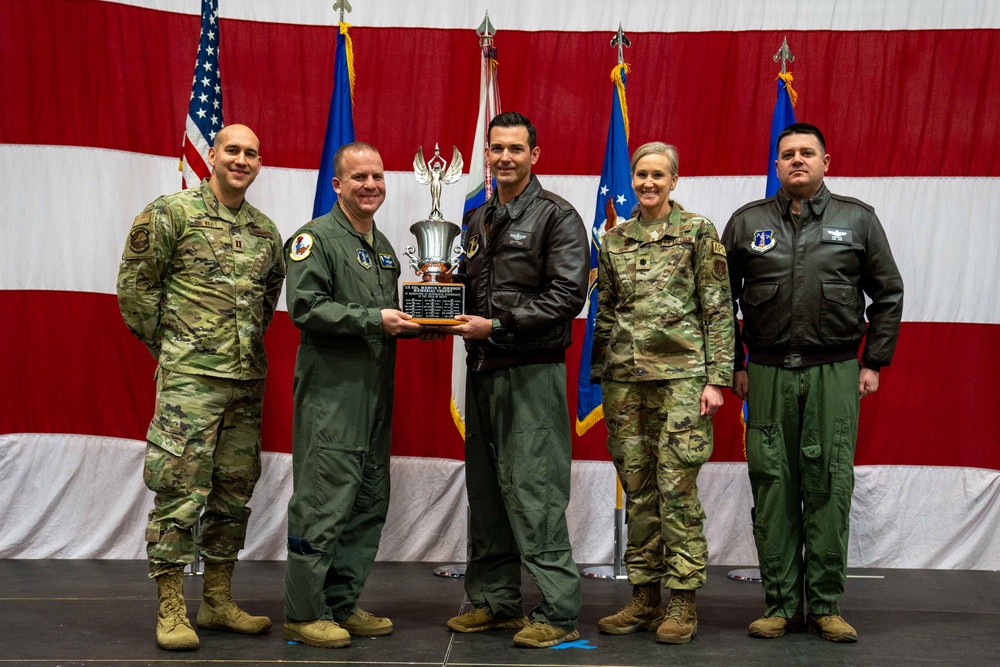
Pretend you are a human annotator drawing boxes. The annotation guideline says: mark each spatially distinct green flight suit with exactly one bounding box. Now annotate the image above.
[283,203,401,623]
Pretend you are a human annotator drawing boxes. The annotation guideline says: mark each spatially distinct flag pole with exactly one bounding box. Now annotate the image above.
[729,36,798,584]
[581,24,633,582]
[434,10,502,579]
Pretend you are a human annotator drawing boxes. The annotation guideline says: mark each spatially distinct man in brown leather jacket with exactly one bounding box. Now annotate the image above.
[445,111,589,649]
[722,123,903,643]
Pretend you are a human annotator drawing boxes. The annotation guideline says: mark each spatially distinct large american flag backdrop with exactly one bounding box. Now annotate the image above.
[2,0,999,567]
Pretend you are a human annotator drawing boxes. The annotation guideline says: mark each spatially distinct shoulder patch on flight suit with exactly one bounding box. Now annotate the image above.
[378,253,397,269]
[466,234,480,258]
[289,233,314,261]
[712,240,726,256]
[357,248,373,269]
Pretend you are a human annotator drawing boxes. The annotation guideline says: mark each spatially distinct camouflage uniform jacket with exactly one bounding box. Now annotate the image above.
[116,179,285,380]
[591,201,734,386]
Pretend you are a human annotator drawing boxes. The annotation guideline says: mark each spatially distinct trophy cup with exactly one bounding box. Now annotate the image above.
[403,144,466,325]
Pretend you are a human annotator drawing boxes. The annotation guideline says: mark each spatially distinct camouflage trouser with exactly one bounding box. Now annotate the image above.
[603,378,712,590]
[143,368,264,578]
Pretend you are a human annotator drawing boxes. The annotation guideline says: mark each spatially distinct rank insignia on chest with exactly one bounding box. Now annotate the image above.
[466,234,480,259]
[357,248,373,269]
[289,233,314,261]
[750,229,776,254]
[378,253,397,269]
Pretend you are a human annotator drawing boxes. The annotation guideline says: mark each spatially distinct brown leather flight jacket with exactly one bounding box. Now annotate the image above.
[459,175,590,372]
[722,183,904,371]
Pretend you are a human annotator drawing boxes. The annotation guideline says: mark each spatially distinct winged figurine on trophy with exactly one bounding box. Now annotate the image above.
[403,144,466,325]
[413,144,464,222]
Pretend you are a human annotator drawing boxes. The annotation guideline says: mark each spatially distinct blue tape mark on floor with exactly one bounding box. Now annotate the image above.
[550,639,596,650]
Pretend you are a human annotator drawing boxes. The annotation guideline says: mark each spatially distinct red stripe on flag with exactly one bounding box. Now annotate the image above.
[3,0,1000,176]
[182,134,210,183]
[1,290,998,470]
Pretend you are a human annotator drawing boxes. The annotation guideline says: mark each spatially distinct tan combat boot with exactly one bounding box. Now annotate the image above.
[155,567,199,650]
[597,583,665,634]
[196,562,271,634]
[748,613,804,638]
[284,619,351,648]
[512,621,580,648]
[340,608,393,636]
[808,614,858,642]
[655,589,697,644]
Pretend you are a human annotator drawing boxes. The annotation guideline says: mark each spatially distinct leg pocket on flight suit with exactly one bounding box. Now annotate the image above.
[800,428,829,495]
[745,422,781,484]
[829,417,854,496]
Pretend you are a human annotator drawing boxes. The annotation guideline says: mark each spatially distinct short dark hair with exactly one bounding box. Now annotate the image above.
[488,112,536,149]
[777,122,826,154]
[333,141,380,177]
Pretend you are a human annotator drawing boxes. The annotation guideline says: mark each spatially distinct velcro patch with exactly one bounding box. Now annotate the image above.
[712,240,726,256]
[250,227,273,238]
[131,211,151,227]
[822,227,853,244]
[128,227,151,255]
[504,230,532,248]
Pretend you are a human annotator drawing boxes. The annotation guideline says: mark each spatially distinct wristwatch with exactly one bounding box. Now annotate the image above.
[491,318,503,333]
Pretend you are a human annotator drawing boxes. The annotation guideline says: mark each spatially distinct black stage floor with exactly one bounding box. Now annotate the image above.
[1,560,997,666]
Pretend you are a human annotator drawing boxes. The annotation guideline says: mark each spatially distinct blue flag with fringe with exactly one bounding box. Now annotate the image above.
[576,64,636,435]
[312,23,356,219]
[766,72,797,198]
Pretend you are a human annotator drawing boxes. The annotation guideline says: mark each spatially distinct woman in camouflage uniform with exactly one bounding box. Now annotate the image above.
[590,142,734,645]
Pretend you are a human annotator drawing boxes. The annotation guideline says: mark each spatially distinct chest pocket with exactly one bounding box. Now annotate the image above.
[648,237,693,297]
[183,218,232,277]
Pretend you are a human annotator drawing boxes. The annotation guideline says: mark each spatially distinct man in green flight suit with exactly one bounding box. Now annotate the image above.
[117,124,285,651]
[282,142,422,649]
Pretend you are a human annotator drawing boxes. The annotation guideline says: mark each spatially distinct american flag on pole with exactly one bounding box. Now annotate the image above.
[451,13,501,438]
[180,0,223,188]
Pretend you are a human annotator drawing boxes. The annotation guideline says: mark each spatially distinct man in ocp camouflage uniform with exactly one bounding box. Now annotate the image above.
[117,124,285,651]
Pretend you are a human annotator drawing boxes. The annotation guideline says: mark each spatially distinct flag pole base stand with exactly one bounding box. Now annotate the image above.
[582,565,629,580]
[727,568,761,582]
[433,564,466,578]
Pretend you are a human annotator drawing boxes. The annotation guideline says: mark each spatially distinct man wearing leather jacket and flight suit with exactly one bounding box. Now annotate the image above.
[722,123,903,643]
[445,111,590,649]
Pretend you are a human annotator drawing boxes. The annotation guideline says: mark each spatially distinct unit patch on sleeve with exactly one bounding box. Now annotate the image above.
[289,233,314,261]
[128,227,151,255]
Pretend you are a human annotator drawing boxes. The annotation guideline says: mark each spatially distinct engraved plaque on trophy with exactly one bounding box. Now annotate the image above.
[403,144,466,325]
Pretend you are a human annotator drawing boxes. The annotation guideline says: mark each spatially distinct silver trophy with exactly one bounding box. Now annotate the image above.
[402,145,466,324]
